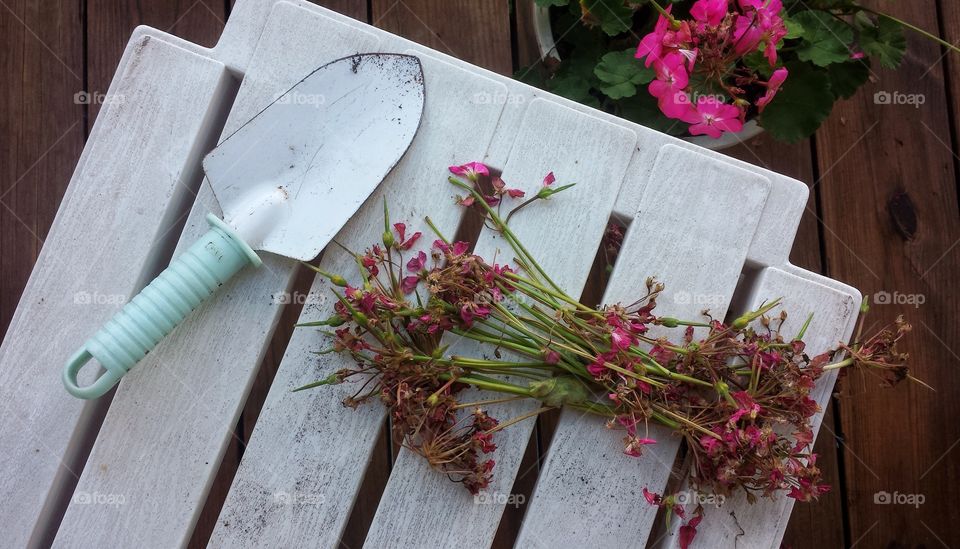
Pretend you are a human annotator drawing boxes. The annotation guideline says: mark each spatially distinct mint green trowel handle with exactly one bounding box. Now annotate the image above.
[63,213,262,399]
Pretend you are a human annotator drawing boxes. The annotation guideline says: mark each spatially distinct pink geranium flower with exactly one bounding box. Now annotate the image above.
[610,327,634,351]
[734,0,786,65]
[690,0,728,28]
[687,96,744,138]
[623,436,657,457]
[401,276,419,295]
[448,161,489,181]
[392,223,422,250]
[678,515,703,549]
[635,6,673,66]
[406,250,427,272]
[649,54,699,122]
[757,67,788,111]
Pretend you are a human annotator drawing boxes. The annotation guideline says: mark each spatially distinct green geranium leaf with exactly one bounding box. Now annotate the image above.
[792,11,855,67]
[826,60,870,99]
[760,61,836,142]
[581,0,634,36]
[535,0,570,6]
[859,16,906,69]
[548,70,602,108]
[783,15,805,40]
[594,49,655,99]
[742,50,775,78]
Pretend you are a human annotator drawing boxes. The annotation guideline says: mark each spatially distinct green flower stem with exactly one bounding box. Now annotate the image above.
[423,215,450,245]
[507,273,594,313]
[653,405,722,440]
[409,355,554,369]
[749,355,761,393]
[661,369,715,388]
[440,372,532,397]
[452,356,552,368]
[450,328,542,356]
[603,361,667,388]
[484,306,590,377]
[491,303,550,343]
[467,367,548,381]
[452,395,525,409]
[469,320,539,349]
[794,313,814,341]
[517,302,590,347]
[569,400,617,417]
[862,7,960,55]
[650,411,682,430]
[732,298,783,329]
[485,406,553,434]
[648,0,679,27]
[510,312,576,346]
[713,380,740,406]
[821,357,854,371]
[449,177,564,293]
[487,303,583,355]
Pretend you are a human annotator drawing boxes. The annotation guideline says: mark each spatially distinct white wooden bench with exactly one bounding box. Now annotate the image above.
[0,1,861,547]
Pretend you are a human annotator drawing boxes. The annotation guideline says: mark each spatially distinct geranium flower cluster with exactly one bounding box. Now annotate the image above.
[299,162,916,547]
[636,0,789,137]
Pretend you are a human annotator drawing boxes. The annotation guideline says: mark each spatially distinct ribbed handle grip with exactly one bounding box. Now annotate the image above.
[63,213,261,399]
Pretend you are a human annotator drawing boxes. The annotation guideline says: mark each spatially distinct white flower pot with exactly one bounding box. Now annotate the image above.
[530,4,764,151]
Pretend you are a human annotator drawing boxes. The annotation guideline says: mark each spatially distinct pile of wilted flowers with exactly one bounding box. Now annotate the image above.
[298,162,914,546]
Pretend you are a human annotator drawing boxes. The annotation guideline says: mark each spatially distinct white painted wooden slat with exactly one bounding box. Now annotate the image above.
[363,98,638,549]
[52,10,383,548]
[515,144,772,548]
[0,31,231,548]
[208,51,510,547]
[611,139,807,268]
[656,267,859,548]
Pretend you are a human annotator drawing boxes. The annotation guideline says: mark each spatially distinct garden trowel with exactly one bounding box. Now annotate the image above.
[63,53,425,399]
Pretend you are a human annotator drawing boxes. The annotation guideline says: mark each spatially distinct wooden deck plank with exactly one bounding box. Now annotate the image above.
[815,1,960,546]
[516,144,771,547]
[0,0,85,336]
[372,0,513,77]
[209,47,509,548]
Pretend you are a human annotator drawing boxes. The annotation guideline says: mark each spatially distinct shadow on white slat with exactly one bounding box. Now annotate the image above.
[363,98,638,549]
[516,144,771,548]
[52,10,383,548]
[209,50,509,548]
